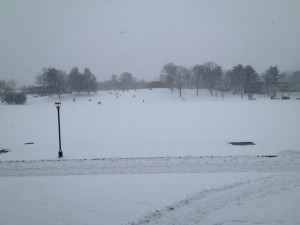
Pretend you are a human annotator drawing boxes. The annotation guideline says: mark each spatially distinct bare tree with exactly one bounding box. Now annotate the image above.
[174,66,189,98]
[119,72,134,90]
[108,74,119,90]
[160,63,177,93]
[83,68,97,95]
[203,62,222,96]
[191,64,205,96]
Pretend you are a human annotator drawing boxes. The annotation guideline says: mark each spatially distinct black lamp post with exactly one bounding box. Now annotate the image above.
[55,102,63,158]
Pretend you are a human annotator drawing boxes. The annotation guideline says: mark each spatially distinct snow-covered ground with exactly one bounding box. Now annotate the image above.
[2,172,299,225]
[1,89,300,160]
[1,89,300,225]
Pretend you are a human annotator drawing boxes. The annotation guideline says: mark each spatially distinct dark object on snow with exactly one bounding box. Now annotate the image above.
[248,94,256,100]
[0,149,10,154]
[98,101,101,104]
[229,142,255,146]
[259,155,277,158]
[281,96,290,100]
[24,142,34,145]
[270,96,280,100]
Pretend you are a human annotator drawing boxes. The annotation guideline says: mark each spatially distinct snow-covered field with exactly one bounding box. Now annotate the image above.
[1,89,300,225]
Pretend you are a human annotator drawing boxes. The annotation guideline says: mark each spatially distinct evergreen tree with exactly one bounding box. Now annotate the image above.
[68,67,84,95]
[36,68,67,98]
[263,66,285,97]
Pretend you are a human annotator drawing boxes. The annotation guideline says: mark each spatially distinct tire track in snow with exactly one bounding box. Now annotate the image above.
[128,173,300,225]
[129,180,248,225]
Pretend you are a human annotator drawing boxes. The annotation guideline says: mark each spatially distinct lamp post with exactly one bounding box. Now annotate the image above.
[55,102,63,158]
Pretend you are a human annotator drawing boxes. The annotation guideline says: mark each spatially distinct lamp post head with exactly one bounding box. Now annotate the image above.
[55,102,61,108]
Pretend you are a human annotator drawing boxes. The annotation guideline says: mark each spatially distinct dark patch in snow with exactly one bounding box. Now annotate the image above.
[24,142,34,145]
[0,149,10,154]
[229,142,255,146]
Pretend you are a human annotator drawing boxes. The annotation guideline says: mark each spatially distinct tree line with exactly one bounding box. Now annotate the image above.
[27,68,147,97]
[160,62,300,98]
[99,73,147,91]
[1,62,300,104]
[34,67,98,98]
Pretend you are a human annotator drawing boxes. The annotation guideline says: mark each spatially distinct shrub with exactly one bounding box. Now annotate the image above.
[4,92,27,104]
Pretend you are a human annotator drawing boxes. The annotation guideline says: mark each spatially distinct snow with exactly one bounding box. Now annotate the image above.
[0,173,272,225]
[1,89,300,160]
[1,89,300,225]
[0,153,299,177]
[131,173,300,225]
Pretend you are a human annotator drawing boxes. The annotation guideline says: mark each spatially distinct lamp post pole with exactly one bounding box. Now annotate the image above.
[55,102,63,158]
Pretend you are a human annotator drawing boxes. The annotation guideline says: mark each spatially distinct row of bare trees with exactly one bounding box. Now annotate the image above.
[160,62,224,98]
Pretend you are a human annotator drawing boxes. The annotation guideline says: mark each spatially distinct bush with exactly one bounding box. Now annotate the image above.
[4,92,27,104]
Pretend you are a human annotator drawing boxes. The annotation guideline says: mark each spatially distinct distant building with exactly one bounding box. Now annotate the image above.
[22,86,48,95]
[148,81,166,89]
[244,81,291,95]
[278,82,290,93]
[244,82,265,94]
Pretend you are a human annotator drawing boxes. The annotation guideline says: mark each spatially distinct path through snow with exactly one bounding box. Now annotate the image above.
[130,173,300,225]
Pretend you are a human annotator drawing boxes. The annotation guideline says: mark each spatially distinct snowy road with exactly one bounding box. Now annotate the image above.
[1,150,300,177]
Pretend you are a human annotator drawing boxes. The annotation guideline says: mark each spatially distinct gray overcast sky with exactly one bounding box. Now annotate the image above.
[0,0,300,85]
